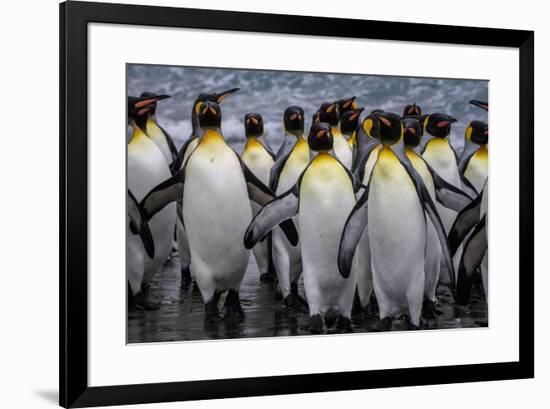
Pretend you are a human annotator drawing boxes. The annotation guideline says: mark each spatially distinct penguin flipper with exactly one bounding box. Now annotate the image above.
[244,186,300,249]
[456,214,488,305]
[140,167,186,221]
[448,191,483,256]
[158,124,179,163]
[269,136,297,191]
[423,160,473,212]
[352,130,380,180]
[392,143,457,290]
[258,138,277,161]
[128,190,155,259]
[338,186,369,278]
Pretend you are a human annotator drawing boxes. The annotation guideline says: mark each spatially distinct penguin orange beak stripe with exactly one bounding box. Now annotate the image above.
[349,112,360,121]
[326,104,335,113]
[250,117,259,125]
[407,127,416,135]
[134,98,158,109]
[379,116,391,126]
[316,130,327,138]
[137,107,151,116]
[437,120,453,128]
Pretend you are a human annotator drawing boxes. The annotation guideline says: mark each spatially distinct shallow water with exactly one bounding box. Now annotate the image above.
[127,253,488,343]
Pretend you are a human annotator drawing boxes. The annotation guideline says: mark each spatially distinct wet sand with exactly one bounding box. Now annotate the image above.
[128,254,488,343]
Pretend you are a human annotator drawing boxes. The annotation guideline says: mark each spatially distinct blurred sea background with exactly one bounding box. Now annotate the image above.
[128,63,488,155]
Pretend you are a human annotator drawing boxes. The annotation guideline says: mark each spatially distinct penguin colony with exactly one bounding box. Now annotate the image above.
[127,89,488,333]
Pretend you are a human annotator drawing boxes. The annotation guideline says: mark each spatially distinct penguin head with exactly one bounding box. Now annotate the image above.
[469,100,488,111]
[340,108,364,136]
[308,122,333,152]
[139,91,171,115]
[191,88,240,130]
[318,102,340,126]
[363,111,402,146]
[197,101,222,129]
[128,94,170,130]
[362,111,402,145]
[338,96,359,116]
[284,106,305,136]
[244,113,264,138]
[402,117,423,147]
[422,113,457,138]
[466,120,488,145]
[403,103,422,118]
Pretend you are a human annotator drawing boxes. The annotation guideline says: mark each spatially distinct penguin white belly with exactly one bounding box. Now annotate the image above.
[299,155,357,318]
[183,133,252,302]
[368,147,426,325]
[181,137,199,168]
[242,141,275,275]
[406,149,440,303]
[273,140,309,298]
[332,128,353,169]
[464,146,488,194]
[354,146,381,307]
[146,119,172,165]
[127,135,176,292]
[423,139,460,285]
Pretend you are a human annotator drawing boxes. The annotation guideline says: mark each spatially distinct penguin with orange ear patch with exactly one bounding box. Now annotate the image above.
[318,101,353,168]
[241,113,276,282]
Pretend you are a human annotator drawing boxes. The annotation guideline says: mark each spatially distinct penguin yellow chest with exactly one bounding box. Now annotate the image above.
[369,147,424,248]
[278,137,310,192]
[464,145,488,192]
[242,138,274,185]
[423,138,455,168]
[145,118,171,163]
[300,154,354,205]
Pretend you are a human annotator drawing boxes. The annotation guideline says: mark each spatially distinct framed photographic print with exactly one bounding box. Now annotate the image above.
[60,1,534,407]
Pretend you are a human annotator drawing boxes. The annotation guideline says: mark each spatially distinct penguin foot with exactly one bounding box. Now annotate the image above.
[283,294,308,313]
[140,282,151,296]
[290,282,309,308]
[224,289,245,322]
[336,316,353,333]
[308,314,324,334]
[180,266,193,288]
[132,292,159,311]
[205,294,222,323]
[371,317,392,332]
[407,321,421,331]
[422,299,443,320]
[260,271,276,284]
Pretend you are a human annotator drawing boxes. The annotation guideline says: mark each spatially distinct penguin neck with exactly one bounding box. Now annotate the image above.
[285,129,304,140]
[129,121,148,144]
[331,126,344,139]
[245,137,263,150]
[200,128,224,145]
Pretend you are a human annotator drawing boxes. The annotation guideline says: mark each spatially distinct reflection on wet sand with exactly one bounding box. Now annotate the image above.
[128,254,488,343]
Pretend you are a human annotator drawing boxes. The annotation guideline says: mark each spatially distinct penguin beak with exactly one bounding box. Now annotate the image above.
[342,97,356,109]
[215,88,240,103]
[137,104,155,116]
[134,94,170,109]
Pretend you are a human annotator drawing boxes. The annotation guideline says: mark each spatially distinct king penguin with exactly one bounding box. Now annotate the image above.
[340,107,364,150]
[318,101,353,169]
[269,106,310,310]
[127,95,176,310]
[241,113,276,282]
[402,117,472,317]
[171,88,240,286]
[458,118,488,194]
[245,122,360,333]
[139,91,179,166]
[338,111,457,329]
[137,101,298,322]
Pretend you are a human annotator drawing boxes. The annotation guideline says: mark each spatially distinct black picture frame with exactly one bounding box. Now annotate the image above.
[60,1,534,407]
